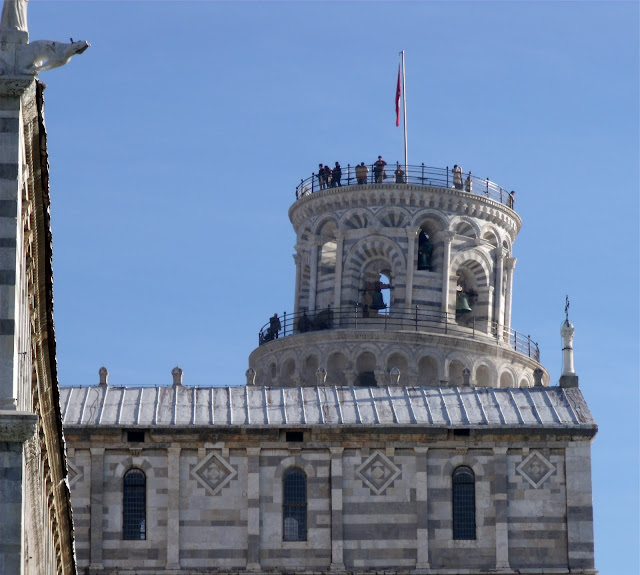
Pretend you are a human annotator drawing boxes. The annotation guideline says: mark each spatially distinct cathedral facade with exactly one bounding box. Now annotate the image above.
[62,167,597,575]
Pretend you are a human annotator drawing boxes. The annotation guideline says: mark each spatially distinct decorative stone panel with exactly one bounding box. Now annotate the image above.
[355,450,401,495]
[516,450,555,488]
[191,451,237,496]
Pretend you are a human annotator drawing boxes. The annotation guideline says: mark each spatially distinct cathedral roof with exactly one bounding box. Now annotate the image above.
[60,385,596,432]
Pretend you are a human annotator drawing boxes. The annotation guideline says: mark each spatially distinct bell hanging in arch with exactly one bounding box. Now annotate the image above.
[456,291,472,314]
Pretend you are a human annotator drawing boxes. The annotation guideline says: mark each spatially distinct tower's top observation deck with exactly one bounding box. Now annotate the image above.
[295,164,515,205]
[290,163,520,240]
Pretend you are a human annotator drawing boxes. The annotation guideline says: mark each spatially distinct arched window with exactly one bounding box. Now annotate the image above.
[452,466,475,540]
[283,467,307,541]
[123,468,146,540]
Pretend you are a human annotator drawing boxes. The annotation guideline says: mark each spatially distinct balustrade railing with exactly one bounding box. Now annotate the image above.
[295,164,515,208]
[258,305,539,361]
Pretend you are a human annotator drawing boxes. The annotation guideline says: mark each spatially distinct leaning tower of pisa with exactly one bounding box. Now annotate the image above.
[249,164,546,389]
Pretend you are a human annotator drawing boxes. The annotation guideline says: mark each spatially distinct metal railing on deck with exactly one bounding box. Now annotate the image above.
[295,164,515,208]
[258,305,539,361]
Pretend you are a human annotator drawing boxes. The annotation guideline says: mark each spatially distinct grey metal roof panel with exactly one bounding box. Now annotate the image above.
[59,385,597,430]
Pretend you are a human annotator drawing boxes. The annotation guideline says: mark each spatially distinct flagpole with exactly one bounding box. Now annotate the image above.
[401,50,408,173]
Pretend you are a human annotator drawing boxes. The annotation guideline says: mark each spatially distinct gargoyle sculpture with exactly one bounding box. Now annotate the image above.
[0,0,89,76]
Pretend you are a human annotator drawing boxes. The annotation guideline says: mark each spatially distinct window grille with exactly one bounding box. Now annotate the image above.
[123,468,146,540]
[283,467,307,541]
[452,466,476,540]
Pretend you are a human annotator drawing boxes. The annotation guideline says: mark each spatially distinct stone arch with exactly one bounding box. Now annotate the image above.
[441,456,486,479]
[280,357,297,387]
[313,216,339,237]
[376,206,411,228]
[344,235,406,280]
[413,209,449,233]
[475,364,491,387]
[385,351,410,385]
[272,456,317,506]
[502,237,512,256]
[356,350,378,386]
[447,359,466,386]
[481,227,500,249]
[114,459,154,480]
[340,208,372,230]
[343,236,405,308]
[302,354,319,386]
[326,351,349,386]
[417,355,439,385]
[518,373,533,388]
[451,251,492,325]
[450,216,481,239]
[498,367,517,389]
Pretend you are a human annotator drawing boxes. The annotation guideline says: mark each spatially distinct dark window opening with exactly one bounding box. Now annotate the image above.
[283,468,307,541]
[357,371,377,386]
[453,429,471,437]
[286,431,304,443]
[452,466,476,540]
[123,469,146,540]
[127,430,145,443]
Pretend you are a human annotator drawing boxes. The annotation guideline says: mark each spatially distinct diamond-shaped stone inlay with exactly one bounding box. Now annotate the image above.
[191,452,237,496]
[516,451,555,489]
[356,451,401,495]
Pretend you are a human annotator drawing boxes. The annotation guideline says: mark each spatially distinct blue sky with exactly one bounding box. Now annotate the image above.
[29,1,638,572]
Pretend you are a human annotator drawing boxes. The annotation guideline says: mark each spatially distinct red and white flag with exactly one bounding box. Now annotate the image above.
[395,63,401,126]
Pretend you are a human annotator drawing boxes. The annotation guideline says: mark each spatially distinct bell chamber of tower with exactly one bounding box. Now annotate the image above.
[248,165,547,389]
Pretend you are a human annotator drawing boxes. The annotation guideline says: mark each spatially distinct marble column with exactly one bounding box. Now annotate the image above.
[329,447,345,571]
[293,251,302,316]
[503,257,516,330]
[493,248,505,340]
[246,447,261,571]
[439,232,456,315]
[166,446,181,569]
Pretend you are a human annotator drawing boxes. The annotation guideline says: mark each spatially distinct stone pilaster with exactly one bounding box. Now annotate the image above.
[415,446,430,570]
[565,442,595,570]
[246,447,261,571]
[493,447,510,570]
[329,447,345,570]
[0,79,34,410]
[166,446,181,570]
[89,447,104,572]
[0,411,36,575]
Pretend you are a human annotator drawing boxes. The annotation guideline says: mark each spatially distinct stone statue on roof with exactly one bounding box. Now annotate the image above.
[0,0,89,76]
[0,0,28,34]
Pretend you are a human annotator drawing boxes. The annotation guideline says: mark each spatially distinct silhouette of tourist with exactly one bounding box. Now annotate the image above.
[355,162,369,185]
[332,162,342,187]
[374,156,387,183]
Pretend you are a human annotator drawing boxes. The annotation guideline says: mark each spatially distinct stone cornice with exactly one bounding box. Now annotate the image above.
[289,185,521,239]
[0,410,37,442]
